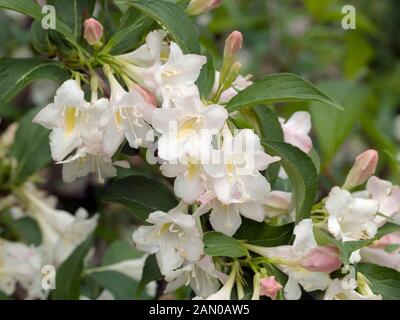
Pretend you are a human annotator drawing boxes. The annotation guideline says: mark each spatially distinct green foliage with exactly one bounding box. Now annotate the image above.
[101,240,143,265]
[47,0,96,41]
[226,73,342,112]
[10,106,52,184]
[310,80,369,168]
[203,231,248,258]
[197,51,215,99]
[52,234,94,300]
[0,58,69,108]
[262,140,318,223]
[358,263,400,300]
[88,271,142,300]
[234,218,294,247]
[0,0,77,45]
[102,7,155,54]
[103,175,178,223]
[119,0,200,53]
[314,225,400,265]
[136,254,162,297]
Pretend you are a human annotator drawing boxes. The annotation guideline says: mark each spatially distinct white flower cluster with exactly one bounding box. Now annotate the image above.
[31,29,317,299]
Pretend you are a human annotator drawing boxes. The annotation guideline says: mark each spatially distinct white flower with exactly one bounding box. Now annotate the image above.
[132,203,204,276]
[279,111,312,153]
[245,219,333,300]
[152,94,228,162]
[103,68,155,155]
[360,247,400,272]
[20,184,98,267]
[325,187,379,242]
[160,159,207,204]
[165,256,223,298]
[324,278,381,300]
[0,239,42,297]
[366,176,400,225]
[116,29,169,68]
[194,129,279,235]
[205,262,238,300]
[205,128,280,205]
[262,191,292,218]
[122,34,206,108]
[33,79,109,161]
[195,199,242,236]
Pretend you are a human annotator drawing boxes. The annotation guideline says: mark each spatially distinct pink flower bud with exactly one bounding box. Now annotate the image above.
[371,231,400,249]
[223,31,243,61]
[301,246,342,273]
[343,150,379,190]
[186,0,222,16]
[130,84,157,106]
[259,276,283,300]
[83,18,103,46]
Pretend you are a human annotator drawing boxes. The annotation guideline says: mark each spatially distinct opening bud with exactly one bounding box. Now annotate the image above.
[259,276,283,300]
[186,0,222,16]
[83,18,103,46]
[343,149,379,190]
[223,31,243,62]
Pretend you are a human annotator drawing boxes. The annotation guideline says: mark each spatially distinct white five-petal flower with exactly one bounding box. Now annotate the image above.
[132,203,204,276]
[33,79,109,161]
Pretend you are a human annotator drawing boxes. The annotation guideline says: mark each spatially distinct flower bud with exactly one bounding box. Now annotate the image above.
[371,231,400,249]
[186,0,222,16]
[222,61,242,90]
[300,246,342,273]
[83,18,103,46]
[343,149,378,190]
[259,276,283,300]
[223,31,243,62]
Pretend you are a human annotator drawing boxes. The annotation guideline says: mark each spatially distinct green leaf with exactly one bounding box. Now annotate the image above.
[118,0,200,53]
[252,106,284,141]
[376,222,400,238]
[47,0,96,41]
[9,217,42,246]
[88,271,143,300]
[314,223,400,265]
[234,218,294,247]
[0,58,69,108]
[30,21,52,54]
[252,106,284,185]
[103,7,155,54]
[103,175,178,223]
[52,234,94,300]
[0,0,76,45]
[262,140,318,222]
[196,51,215,99]
[226,73,342,112]
[136,254,162,297]
[310,80,369,167]
[313,228,374,264]
[203,232,248,258]
[10,106,53,184]
[101,240,143,266]
[357,263,400,300]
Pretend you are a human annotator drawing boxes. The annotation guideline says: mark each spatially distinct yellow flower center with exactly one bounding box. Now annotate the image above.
[64,107,78,134]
